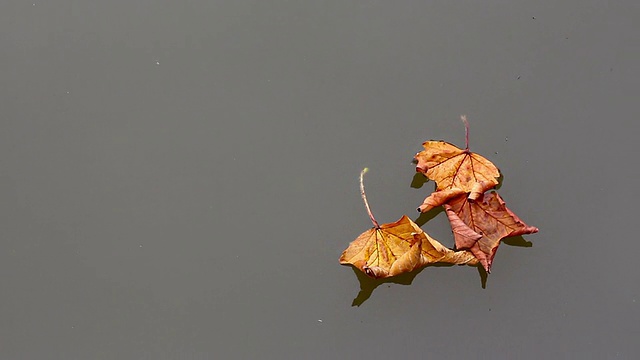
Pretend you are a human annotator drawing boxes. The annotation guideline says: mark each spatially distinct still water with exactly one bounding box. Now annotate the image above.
[1,1,638,358]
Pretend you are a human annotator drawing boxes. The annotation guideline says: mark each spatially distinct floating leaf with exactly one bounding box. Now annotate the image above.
[415,116,500,212]
[339,215,478,279]
[339,169,477,279]
[444,191,539,272]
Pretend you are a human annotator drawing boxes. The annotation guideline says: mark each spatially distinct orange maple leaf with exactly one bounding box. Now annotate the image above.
[339,169,477,279]
[415,116,500,212]
[339,214,478,279]
[443,191,539,273]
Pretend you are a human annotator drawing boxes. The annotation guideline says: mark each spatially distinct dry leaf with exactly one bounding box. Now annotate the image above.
[339,168,477,279]
[340,116,539,286]
[443,191,539,272]
[415,116,500,212]
[339,215,478,279]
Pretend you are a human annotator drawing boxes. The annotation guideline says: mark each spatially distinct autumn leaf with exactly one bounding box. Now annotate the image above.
[339,169,478,279]
[415,116,500,212]
[339,215,479,279]
[443,191,539,273]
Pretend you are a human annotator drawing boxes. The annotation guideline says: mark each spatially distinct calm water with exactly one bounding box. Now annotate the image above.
[2,1,639,358]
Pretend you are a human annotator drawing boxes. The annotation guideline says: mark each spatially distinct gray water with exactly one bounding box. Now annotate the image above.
[2,1,639,359]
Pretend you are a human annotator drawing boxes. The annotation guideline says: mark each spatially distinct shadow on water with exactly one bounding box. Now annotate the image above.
[349,266,422,307]
[414,206,443,227]
[410,172,429,189]
[348,262,488,306]
[502,235,533,247]
[347,237,534,305]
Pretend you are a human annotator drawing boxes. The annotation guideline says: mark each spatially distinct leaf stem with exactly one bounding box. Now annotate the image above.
[461,115,470,150]
[360,168,380,228]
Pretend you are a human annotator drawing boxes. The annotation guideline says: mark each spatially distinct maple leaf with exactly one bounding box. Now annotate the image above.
[339,169,478,279]
[339,214,479,279]
[443,191,539,273]
[415,116,500,212]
